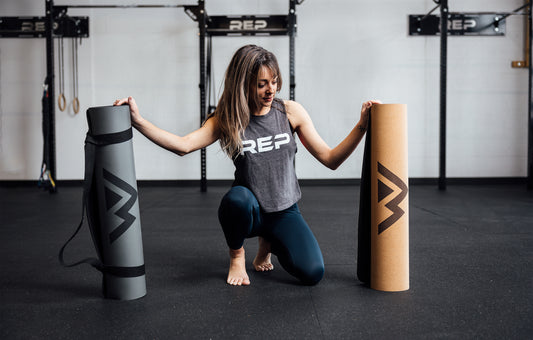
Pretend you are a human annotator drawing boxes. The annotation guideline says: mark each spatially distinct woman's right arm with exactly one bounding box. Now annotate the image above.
[114,97,219,156]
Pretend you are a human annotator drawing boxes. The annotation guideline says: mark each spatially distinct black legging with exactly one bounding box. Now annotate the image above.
[218,186,324,285]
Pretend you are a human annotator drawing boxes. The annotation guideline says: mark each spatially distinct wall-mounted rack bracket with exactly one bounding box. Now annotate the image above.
[409,13,506,36]
[0,9,89,38]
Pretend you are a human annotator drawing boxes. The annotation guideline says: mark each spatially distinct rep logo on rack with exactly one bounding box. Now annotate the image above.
[229,19,268,31]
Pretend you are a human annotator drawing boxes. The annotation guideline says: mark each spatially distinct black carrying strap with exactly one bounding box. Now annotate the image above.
[41,78,50,168]
[59,127,145,278]
[357,110,372,285]
[85,128,132,146]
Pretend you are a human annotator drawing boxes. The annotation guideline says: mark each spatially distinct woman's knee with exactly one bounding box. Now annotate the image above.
[219,186,255,213]
[275,246,325,285]
[299,260,325,286]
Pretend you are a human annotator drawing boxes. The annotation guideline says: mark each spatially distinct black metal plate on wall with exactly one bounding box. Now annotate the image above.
[207,15,290,36]
[409,14,506,36]
[0,16,89,38]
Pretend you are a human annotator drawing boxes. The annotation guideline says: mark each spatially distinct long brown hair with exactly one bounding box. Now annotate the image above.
[210,45,282,159]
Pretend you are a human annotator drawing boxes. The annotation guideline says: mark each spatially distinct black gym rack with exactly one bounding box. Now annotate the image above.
[410,0,533,190]
[0,0,300,192]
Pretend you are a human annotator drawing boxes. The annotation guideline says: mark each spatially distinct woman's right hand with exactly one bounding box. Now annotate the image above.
[114,96,143,127]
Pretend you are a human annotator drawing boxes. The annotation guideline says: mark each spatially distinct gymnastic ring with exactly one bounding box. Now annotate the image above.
[72,97,80,114]
[58,93,66,112]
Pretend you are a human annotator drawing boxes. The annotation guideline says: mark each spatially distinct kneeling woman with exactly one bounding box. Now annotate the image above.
[115,44,379,286]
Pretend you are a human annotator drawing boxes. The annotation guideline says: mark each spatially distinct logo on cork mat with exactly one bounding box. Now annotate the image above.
[377,162,408,234]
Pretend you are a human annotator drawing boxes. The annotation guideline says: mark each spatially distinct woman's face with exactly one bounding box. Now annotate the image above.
[255,66,278,112]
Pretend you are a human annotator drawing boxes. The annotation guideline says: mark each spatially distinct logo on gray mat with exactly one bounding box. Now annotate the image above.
[377,162,408,234]
[103,168,138,243]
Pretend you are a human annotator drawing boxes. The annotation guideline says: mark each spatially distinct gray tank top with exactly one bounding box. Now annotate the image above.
[233,98,301,212]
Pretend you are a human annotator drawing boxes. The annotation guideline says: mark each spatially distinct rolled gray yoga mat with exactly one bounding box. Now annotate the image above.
[60,105,146,300]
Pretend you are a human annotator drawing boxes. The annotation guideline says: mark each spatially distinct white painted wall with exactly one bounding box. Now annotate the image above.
[0,0,528,180]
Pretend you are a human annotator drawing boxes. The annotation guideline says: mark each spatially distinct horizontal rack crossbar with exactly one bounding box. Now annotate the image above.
[59,4,189,9]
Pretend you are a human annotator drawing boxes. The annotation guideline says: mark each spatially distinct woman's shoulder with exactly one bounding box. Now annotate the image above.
[281,99,306,118]
[277,99,293,111]
[281,99,309,131]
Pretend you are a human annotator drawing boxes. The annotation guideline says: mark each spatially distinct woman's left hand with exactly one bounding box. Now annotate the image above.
[358,100,382,131]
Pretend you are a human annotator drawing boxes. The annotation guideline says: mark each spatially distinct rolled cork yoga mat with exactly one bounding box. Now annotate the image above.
[357,103,409,292]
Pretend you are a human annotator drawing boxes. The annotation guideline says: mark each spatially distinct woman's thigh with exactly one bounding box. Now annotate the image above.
[218,186,262,249]
[263,205,324,285]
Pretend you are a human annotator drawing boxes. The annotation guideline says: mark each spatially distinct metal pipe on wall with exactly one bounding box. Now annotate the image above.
[527,1,533,190]
[45,0,57,188]
[439,0,448,191]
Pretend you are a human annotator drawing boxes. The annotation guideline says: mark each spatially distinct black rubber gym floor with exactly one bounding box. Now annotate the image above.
[1,183,532,339]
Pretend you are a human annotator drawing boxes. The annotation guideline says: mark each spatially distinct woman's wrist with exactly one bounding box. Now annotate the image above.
[131,116,146,129]
[356,120,367,133]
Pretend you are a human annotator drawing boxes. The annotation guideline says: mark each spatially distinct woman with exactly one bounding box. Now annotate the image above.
[114,44,379,286]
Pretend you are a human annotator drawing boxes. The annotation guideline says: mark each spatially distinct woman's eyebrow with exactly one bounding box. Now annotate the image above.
[258,76,278,82]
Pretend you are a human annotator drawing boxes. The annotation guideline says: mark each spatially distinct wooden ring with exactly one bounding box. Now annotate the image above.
[58,93,66,112]
[72,97,80,114]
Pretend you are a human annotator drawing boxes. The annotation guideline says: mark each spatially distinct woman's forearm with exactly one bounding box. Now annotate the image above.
[134,118,189,156]
[327,121,367,170]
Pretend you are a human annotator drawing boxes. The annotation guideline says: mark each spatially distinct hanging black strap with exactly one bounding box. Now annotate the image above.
[59,127,145,278]
[58,138,101,270]
[41,77,50,167]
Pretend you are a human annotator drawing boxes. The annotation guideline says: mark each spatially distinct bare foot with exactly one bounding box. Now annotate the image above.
[227,247,250,286]
[253,237,274,272]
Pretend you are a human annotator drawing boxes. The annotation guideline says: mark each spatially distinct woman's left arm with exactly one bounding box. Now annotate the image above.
[286,100,380,170]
